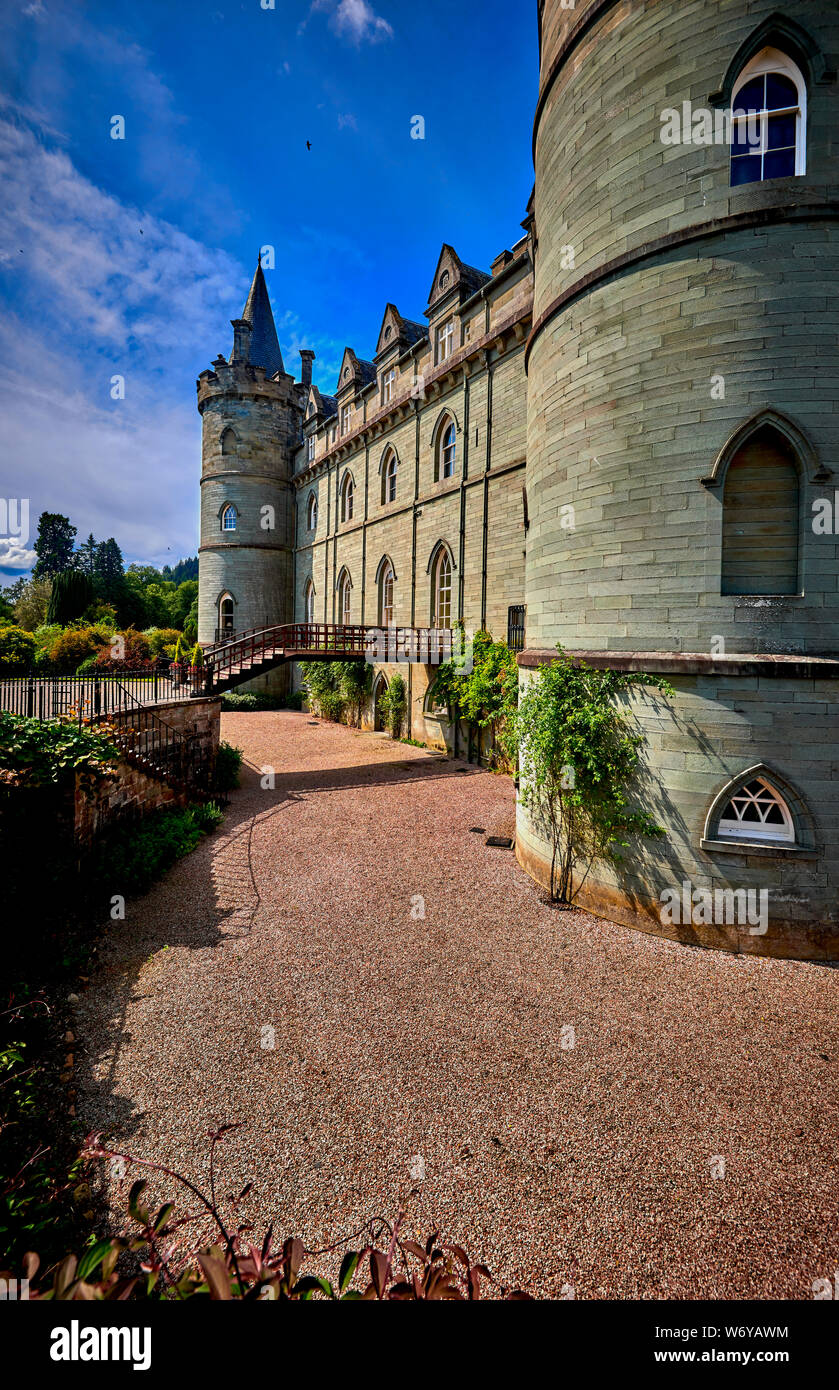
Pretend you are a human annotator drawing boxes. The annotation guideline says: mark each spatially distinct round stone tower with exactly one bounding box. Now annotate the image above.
[520,0,839,957]
[197,264,302,689]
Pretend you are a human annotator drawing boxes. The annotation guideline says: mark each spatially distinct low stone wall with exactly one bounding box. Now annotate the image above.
[75,696,221,849]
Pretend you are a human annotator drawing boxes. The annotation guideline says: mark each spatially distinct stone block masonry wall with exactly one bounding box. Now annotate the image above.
[75,697,221,849]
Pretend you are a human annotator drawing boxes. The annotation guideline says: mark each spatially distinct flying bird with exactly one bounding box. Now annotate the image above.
[306,141,311,150]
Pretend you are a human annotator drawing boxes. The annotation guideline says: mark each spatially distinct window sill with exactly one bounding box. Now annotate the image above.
[700,837,818,860]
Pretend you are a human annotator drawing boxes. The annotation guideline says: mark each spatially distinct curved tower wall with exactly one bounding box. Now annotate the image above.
[197,360,299,682]
[520,0,839,958]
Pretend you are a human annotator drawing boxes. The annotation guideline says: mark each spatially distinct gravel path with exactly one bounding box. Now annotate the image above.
[77,711,839,1299]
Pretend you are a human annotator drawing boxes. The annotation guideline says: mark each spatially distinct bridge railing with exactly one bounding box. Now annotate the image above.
[203,622,458,688]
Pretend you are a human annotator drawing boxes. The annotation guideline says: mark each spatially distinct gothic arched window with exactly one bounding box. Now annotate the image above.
[435,416,456,482]
[221,427,238,456]
[337,569,352,626]
[218,593,235,636]
[304,579,315,625]
[382,449,397,504]
[717,776,795,844]
[431,545,452,626]
[721,424,800,595]
[378,559,394,627]
[221,503,237,532]
[340,473,354,523]
[307,493,318,531]
[730,48,806,185]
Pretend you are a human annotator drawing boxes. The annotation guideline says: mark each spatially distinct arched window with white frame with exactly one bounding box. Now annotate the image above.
[717,776,795,844]
[307,492,318,531]
[382,449,397,504]
[435,417,457,482]
[221,503,237,532]
[378,559,394,627]
[304,578,316,625]
[730,47,806,186]
[337,569,352,626]
[340,473,354,523]
[218,592,235,638]
[431,545,452,627]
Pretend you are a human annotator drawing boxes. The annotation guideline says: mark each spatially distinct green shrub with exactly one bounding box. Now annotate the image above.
[144,627,182,657]
[317,689,344,723]
[45,570,93,626]
[0,625,37,672]
[221,692,258,711]
[0,711,116,789]
[89,803,221,898]
[213,740,243,793]
[48,626,103,675]
[380,672,407,739]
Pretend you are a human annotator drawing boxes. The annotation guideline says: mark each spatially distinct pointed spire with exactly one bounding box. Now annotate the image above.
[238,260,284,377]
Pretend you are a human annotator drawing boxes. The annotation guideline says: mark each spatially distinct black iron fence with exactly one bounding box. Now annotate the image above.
[0,668,212,792]
[0,667,208,721]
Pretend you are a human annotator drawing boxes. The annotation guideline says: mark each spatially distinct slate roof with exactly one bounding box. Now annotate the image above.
[240,262,285,378]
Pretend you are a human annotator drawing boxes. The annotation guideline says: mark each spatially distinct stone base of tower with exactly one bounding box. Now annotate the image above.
[513,662,839,962]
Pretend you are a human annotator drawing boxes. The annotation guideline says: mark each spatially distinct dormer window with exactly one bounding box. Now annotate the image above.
[384,325,392,341]
[437,318,454,364]
[382,368,395,405]
[439,270,450,290]
[342,404,352,434]
[343,366,351,381]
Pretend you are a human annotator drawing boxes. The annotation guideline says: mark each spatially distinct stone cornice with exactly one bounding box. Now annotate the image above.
[517,649,839,679]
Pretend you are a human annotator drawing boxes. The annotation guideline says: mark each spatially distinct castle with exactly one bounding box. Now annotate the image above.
[199,0,839,961]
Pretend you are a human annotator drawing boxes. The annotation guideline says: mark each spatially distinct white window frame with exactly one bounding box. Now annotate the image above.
[306,434,315,462]
[384,451,397,503]
[717,776,795,844]
[338,572,351,626]
[731,47,807,183]
[219,593,235,631]
[307,493,318,531]
[439,420,456,480]
[341,474,354,523]
[432,548,452,627]
[382,368,395,405]
[379,562,394,627]
[342,404,352,435]
[221,503,237,532]
[437,318,454,364]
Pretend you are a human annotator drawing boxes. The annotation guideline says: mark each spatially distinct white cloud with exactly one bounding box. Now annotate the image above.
[311,0,393,45]
[337,112,358,131]
[0,539,37,571]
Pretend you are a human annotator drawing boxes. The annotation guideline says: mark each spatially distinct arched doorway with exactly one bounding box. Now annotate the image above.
[372,672,388,731]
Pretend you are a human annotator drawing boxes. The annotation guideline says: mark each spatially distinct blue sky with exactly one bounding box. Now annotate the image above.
[0,0,537,575]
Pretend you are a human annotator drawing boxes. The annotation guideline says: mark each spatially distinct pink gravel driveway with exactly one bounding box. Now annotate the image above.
[78,711,839,1298]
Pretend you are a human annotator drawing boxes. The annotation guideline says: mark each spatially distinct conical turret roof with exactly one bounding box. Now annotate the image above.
[240,261,284,377]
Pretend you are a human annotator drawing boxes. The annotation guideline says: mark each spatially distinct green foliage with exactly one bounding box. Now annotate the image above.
[190,643,204,668]
[48,626,104,675]
[46,570,94,626]
[11,576,52,632]
[338,661,372,726]
[213,740,243,794]
[379,672,407,739]
[300,661,347,722]
[511,647,673,904]
[220,690,303,711]
[0,625,37,672]
[0,711,117,789]
[32,512,77,579]
[88,802,222,898]
[435,629,518,769]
